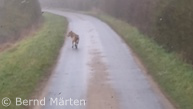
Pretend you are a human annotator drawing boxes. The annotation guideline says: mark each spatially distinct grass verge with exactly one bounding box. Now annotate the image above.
[0,13,67,109]
[92,13,193,109]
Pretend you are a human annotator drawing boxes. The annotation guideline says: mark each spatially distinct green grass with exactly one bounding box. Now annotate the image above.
[0,13,67,109]
[92,13,193,109]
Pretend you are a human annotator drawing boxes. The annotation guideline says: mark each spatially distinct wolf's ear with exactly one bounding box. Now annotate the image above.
[69,31,72,33]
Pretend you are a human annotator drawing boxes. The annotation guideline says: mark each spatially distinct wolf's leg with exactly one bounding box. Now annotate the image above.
[75,44,78,49]
[75,41,78,49]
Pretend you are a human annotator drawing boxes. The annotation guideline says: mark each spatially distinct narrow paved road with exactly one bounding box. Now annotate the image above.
[39,9,175,109]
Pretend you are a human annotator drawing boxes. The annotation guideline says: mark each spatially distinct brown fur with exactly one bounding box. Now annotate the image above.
[67,31,79,48]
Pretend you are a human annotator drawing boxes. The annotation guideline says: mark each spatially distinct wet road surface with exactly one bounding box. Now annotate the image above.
[39,9,175,109]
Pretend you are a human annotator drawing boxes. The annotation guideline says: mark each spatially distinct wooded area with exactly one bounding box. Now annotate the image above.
[0,0,41,44]
[40,0,193,63]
